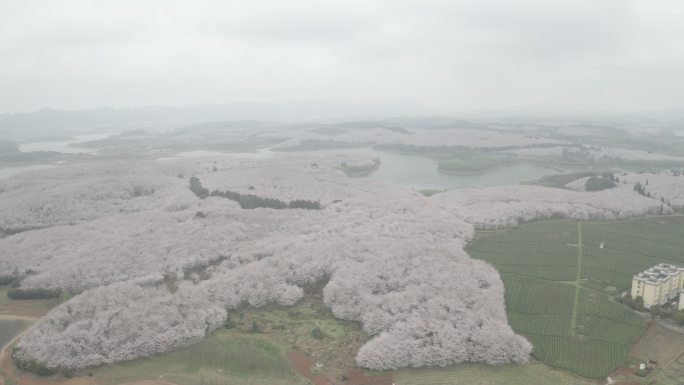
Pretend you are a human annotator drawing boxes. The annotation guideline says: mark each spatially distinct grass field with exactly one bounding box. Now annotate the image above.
[468,219,652,379]
[89,329,304,385]
[0,287,63,317]
[0,319,29,349]
[395,362,597,385]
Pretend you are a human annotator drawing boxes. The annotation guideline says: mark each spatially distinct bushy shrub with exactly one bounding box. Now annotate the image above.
[0,275,17,286]
[674,310,684,325]
[11,352,56,376]
[196,177,320,210]
[311,327,325,339]
[585,176,617,191]
[288,200,321,210]
[189,177,209,199]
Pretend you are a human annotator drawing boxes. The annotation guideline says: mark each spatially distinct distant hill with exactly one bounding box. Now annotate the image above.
[0,101,429,139]
[635,107,684,130]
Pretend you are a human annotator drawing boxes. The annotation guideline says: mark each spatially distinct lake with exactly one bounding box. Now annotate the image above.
[0,132,111,179]
[18,132,115,154]
[159,147,560,189]
[6,137,560,188]
[0,319,27,349]
[317,148,560,189]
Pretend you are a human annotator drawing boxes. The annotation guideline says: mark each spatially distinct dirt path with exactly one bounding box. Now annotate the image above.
[1,331,24,366]
[117,381,181,385]
[0,315,38,321]
[286,351,393,385]
[343,369,393,385]
[287,351,333,385]
[569,221,583,335]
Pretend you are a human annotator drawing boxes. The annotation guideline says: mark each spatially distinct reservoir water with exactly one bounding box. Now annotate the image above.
[1,133,113,179]
[161,147,559,189]
[320,148,558,189]
[5,138,559,188]
[18,132,115,154]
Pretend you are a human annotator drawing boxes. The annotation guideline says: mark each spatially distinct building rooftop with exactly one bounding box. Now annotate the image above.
[633,263,683,284]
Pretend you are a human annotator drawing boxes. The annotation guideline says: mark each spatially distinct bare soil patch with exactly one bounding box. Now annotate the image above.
[287,350,333,385]
[608,366,636,377]
[286,351,394,385]
[343,368,393,385]
[631,322,684,366]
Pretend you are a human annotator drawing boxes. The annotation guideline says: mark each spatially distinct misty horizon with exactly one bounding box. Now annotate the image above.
[2,1,684,115]
[3,2,684,384]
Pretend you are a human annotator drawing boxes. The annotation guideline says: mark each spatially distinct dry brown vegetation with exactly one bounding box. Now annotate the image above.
[631,323,684,366]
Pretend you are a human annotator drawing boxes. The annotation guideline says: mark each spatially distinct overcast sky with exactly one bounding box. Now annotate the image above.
[1,0,683,115]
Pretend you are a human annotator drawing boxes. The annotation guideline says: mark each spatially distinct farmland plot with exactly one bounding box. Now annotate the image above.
[395,362,596,385]
[631,323,684,365]
[469,219,649,378]
[581,217,684,292]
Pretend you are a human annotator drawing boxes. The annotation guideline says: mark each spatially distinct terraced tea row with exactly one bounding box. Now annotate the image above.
[469,219,655,378]
[581,217,684,291]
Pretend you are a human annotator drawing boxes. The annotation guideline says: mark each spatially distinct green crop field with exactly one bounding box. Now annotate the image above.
[467,219,675,379]
[581,216,684,292]
[395,362,596,385]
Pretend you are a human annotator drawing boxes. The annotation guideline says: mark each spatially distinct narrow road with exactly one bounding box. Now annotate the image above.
[569,221,583,334]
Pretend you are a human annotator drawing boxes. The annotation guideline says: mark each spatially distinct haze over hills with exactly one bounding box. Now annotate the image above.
[0,102,431,139]
[4,1,684,385]
[2,103,684,140]
[2,108,684,382]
